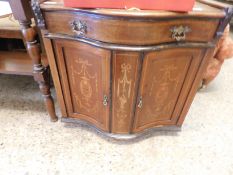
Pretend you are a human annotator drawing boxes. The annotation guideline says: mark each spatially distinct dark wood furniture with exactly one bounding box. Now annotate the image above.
[0,0,58,121]
[34,0,233,139]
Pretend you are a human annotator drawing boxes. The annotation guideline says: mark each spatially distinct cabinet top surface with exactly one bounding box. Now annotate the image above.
[40,0,228,18]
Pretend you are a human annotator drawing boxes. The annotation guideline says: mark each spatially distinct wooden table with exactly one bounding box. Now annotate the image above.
[33,0,233,139]
[0,0,58,121]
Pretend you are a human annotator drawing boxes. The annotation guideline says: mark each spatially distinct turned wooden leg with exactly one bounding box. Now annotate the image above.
[19,20,58,122]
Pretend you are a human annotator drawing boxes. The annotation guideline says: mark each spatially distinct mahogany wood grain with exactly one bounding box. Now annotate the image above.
[133,48,203,132]
[53,39,111,131]
[111,51,141,134]
[19,20,58,122]
[43,11,220,45]
[40,29,68,117]
[0,51,32,75]
[0,51,48,75]
[177,48,216,126]
[0,29,22,39]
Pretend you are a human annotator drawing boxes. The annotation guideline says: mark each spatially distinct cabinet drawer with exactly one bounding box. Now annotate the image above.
[44,11,219,45]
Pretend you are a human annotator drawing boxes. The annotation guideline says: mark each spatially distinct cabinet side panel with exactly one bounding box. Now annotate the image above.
[41,31,68,117]
[111,52,141,134]
[177,48,213,126]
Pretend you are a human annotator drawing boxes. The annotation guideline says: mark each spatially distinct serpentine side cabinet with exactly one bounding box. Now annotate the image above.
[33,0,233,139]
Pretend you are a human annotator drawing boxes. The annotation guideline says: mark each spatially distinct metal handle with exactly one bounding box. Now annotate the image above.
[70,20,87,36]
[103,95,108,106]
[138,96,143,108]
[170,25,191,41]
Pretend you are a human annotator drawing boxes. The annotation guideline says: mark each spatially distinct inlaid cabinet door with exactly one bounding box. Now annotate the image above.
[133,48,204,132]
[53,40,111,131]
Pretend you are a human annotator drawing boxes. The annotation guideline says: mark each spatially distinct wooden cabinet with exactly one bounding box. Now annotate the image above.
[34,0,233,139]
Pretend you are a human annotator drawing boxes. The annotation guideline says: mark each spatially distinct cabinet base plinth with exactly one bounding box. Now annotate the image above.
[61,117,182,140]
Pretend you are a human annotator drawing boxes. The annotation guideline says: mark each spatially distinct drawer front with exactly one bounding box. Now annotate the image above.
[44,11,219,45]
[53,39,111,131]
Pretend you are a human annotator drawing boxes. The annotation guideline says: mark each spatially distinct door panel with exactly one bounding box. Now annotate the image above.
[111,51,141,134]
[53,40,111,131]
[133,48,203,132]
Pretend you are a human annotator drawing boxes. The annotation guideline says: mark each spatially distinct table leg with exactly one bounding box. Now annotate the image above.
[19,20,58,122]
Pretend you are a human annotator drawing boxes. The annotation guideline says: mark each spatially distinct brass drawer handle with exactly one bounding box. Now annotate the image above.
[103,95,108,106]
[70,20,87,36]
[170,25,191,41]
[138,96,143,108]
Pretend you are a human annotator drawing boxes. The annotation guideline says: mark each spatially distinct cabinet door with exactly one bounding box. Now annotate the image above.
[53,40,111,131]
[133,48,204,132]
